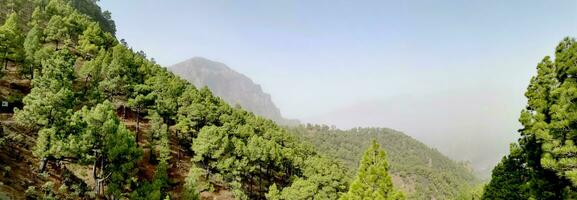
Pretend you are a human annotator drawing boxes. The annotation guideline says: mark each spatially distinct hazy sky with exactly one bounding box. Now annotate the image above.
[99,0,577,120]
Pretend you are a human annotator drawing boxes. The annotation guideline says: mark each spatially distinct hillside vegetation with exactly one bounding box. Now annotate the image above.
[0,0,352,199]
[0,0,480,199]
[290,125,479,200]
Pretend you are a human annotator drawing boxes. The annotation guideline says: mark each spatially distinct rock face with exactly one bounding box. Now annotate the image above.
[169,57,298,126]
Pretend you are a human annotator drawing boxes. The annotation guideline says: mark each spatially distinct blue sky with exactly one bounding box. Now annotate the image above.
[99,0,577,120]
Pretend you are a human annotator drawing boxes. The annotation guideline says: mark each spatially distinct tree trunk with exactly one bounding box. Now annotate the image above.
[3,58,7,70]
[38,157,48,173]
[205,160,210,180]
[266,163,270,190]
[136,107,140,146]
[3,50,7,70]
[249,174,253,197]
[149,147,154,163]
[82,75,90,97]
[93,158,99,195]
[29,64,34,79]
[259,165,262,194]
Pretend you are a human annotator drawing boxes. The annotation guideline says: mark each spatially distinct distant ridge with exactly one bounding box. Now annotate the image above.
[169,57,298,126]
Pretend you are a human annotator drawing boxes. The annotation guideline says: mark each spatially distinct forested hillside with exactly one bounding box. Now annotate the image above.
[290,125,479,200]
[0,0,490,199]
[0,0,354,199]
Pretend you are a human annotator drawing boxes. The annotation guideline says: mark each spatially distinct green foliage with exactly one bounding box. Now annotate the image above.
[481,144,529,200]
[78,22,105,56]
[267,156,349,200]
[66,0,116,34]
[484,37,577,199]
[340,140,404,200]
[182,166,202,200]
[290,125,478,200]
[28,6,45,27]
[14,49,75,160]
[99,44,139,98]
[79,49,110,104]
[0,12,24,68]
[46,0,73,17]
[44,15,69,49]
[23,24,42,77]
[69,101,142,197]
[455,185,484,200]
[146,70,187,121]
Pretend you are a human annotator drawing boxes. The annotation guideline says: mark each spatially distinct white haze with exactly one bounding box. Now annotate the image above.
[307,87,523,177]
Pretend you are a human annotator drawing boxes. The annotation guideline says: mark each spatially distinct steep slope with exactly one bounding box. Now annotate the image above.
[0,1,348,199]
[290,125,479,200]
[169,57,298,126]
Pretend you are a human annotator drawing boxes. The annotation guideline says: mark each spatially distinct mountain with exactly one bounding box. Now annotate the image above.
[290,125,479,200]
[169,57,298,126]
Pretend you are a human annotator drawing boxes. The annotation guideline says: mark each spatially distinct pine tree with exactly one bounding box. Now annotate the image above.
[543,38,577,184]
[80,49,113,102]
[99,44,138,99]
[14,49,75,172]
[23,25,42,78]
[266,184,281,200]
[78,22,105,56]
[0,12,24,70]
[147,72,187,123]
[175,86,203,146]
[45,15,69,50]
[182,166,201,200]
[68,101,142,197]
[128,84,155,145]
[46,0,73,17]
[484,37,577,199]
[191,126,229,180]
[518,52,571,199]
[482,144,530,200]
[340,140,404,200]
[268,156,350,200]
[28,7,46,28]
[147,110,170,164]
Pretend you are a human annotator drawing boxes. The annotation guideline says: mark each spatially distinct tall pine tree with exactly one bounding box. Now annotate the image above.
[340,140,404,200]
[484,37,577,199]
[68,101,142,198]
[0,12,24,70]
[14,50,75,172]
